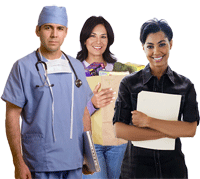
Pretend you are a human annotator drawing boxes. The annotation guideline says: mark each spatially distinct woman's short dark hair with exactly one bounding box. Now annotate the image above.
[140,18,173,44]
[76,16,116,63]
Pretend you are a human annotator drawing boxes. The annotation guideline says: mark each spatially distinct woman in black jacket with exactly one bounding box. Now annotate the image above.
[113,18,199,179]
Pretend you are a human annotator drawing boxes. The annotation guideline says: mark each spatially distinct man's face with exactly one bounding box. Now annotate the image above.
[36,23,68,53]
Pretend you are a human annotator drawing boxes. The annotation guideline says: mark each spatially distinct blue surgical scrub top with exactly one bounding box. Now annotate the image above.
[1,51,93,172]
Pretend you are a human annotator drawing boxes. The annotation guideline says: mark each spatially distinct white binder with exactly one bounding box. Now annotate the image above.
[132,91,182,150]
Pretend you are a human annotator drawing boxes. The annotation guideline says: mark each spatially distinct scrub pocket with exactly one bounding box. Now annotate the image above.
[22,134,46,171]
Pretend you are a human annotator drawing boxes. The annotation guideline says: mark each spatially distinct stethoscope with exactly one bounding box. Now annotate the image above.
[35,49,82,141]
[35,49,82,88]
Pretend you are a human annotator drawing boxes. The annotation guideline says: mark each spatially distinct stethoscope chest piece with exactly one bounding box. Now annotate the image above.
[75,79,82,88]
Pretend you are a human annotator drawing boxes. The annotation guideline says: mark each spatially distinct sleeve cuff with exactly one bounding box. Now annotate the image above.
[87,100,98,116]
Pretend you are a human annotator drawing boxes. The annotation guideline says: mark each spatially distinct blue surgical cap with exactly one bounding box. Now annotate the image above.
[38,6,68,27]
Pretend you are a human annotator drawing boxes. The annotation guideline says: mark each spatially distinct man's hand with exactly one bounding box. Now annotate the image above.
[82,164,94,175]
[91,83,116,109]
[14,159,32,179]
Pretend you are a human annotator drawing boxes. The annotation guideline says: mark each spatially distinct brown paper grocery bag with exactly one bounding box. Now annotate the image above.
[87,75,127,146]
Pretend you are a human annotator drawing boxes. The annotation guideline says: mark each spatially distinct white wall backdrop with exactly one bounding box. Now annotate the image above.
[0,0,199,178]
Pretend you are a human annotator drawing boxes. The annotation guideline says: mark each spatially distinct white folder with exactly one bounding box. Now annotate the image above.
[132,91,181,150]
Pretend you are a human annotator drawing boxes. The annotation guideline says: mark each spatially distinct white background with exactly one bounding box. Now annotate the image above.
[0,0,199,178]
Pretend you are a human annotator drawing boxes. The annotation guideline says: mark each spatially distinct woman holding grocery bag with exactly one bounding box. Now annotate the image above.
[77,16,129,179]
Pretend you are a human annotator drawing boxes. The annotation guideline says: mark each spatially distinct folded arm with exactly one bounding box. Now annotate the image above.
[114,122,169,141]
[132,110,197,138]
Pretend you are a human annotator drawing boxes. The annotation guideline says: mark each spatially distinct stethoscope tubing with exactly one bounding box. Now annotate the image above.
[35,49,82,88]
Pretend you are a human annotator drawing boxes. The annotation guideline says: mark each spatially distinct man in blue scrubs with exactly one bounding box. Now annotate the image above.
[2,6,93,179]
